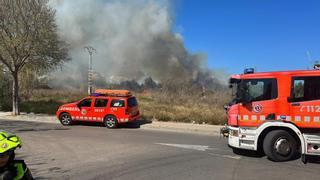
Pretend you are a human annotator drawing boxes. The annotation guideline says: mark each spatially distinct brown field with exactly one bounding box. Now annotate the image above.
[13,89,229,125]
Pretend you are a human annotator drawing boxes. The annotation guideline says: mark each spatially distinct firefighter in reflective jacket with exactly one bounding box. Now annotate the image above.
[0,131,33,180]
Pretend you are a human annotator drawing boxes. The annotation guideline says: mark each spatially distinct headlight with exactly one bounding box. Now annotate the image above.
[230,129,239,137]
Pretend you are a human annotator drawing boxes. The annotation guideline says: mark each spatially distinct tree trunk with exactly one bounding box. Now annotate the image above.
[12,71,20,115]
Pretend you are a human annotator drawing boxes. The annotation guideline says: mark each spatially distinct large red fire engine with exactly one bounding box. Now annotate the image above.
[56,89,140,128]
[226,67,320,163]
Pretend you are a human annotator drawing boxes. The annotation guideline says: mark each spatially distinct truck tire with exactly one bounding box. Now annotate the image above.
[59,113,73,126]
[104,115,118,129]
[263,130,298,162]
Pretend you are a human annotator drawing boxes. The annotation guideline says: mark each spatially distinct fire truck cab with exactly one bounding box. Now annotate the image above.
[56,89,140,128]
[226,68,320,163]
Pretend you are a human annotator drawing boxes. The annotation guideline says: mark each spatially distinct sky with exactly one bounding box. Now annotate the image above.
[174,0,320,74]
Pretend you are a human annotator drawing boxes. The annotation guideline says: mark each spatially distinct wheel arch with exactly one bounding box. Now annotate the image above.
[104,114,117,119]
[59,112,70,118]
[256,122,305,154]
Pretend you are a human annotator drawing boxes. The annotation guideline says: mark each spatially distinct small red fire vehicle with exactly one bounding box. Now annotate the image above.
[56,89,140,128]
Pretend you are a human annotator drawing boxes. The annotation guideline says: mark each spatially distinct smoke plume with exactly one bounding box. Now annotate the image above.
[49,0,221,89]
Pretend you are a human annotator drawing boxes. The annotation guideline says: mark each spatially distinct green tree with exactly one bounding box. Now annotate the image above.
[0,0,69,115]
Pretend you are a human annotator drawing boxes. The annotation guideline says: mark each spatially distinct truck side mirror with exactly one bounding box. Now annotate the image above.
[239,87,252,104]
[242,94,253,104]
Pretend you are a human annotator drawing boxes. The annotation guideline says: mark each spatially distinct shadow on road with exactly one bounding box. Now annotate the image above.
[231,147,320,164]
[73,119,153,129]
[0,119,70,133]
[307,156,320,164]
[18,154,71,180]
[232,148,265,158]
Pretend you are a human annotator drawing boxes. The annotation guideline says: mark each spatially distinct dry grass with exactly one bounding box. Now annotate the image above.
[137,91,229,125]
[16,89,229,125]
[19,90,86,114]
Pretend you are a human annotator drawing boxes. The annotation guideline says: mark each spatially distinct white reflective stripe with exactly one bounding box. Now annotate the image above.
[76,116,79,119]
[286,116,292,121]
[71,116,75,119]
[235,115,320,123]
[93,117,97,120]
[251,115,257,121]
[304,116,310,122]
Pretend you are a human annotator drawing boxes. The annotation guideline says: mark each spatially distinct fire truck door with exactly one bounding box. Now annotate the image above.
[238,78,278,126]
[289,77,320,128]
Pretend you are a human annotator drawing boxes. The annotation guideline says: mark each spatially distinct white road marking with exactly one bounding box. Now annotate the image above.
[208,153,241,160]
[155,143,242,160]
[155,143,210,151]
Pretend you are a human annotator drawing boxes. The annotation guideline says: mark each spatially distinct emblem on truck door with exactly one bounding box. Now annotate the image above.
[253,104,263,113]
[81,109,87,115]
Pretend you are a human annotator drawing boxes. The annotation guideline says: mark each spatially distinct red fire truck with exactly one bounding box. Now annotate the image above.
[226,67,320,163]
[56,89,140,128]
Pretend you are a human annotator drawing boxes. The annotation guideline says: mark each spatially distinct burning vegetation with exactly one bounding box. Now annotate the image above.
[0,0,229,124]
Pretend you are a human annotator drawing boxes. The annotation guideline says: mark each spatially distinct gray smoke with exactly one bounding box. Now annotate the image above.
[48,0,220,88]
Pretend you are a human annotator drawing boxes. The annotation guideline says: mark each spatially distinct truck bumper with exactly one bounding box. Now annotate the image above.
[228,126,240,148]
[228,126,257,150]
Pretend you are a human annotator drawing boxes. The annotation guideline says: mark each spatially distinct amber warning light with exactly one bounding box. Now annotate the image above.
[94,89,132,97]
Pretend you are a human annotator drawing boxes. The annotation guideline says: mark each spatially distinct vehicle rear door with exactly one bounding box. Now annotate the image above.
[238,78,278,127]
[127,97,139,117]
[93,98,109,122]
[110,99,126,122]
[289,76,320,128]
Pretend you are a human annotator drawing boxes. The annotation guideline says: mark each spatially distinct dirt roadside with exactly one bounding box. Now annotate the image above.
[0,112,224,136]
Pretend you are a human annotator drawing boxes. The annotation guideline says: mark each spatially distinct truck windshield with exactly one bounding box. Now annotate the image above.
[239,78,278,102]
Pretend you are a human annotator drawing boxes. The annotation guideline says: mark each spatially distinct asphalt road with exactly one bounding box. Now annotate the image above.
[0,119,319,180]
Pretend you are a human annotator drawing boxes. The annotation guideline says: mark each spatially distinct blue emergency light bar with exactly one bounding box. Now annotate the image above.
[90,92,130,97]
[91,93,105,97]
[244,68,255,74]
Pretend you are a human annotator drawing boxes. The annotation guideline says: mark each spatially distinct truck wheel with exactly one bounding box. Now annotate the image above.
[263,130,298,162]
[104,115,118,129]
[59,113,73,126]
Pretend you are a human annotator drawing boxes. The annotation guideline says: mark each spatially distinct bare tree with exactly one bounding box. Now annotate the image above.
[0,0,69,115]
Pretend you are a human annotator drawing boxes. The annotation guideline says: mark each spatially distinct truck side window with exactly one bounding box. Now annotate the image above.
[79,98,92,107]
[244,78,277,102]
[94,99,108,108]
[293,80,304,99]
[292,76,320,102]
[111,99,125,107]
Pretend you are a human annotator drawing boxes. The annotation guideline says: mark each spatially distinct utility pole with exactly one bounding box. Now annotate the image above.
[84,46,96,95]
